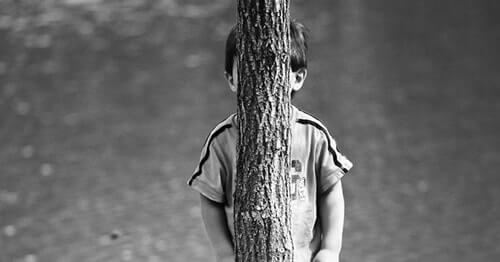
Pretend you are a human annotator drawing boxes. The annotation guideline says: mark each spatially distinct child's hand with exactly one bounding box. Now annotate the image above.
[312,249,339,262]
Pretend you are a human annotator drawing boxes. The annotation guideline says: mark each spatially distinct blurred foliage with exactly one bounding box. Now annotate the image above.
[0,1,235,261]
[0,0,231,63]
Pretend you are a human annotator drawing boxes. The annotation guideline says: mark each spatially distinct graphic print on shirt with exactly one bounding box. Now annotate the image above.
[291,159,306,202]
[290,158,315,253]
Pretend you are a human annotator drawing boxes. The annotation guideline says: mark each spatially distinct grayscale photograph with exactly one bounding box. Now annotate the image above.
[0,0,499,261]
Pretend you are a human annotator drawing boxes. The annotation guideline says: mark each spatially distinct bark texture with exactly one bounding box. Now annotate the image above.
[234,1,293,262]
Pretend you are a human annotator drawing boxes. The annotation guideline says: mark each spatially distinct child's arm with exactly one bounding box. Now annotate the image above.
[200,194,234,262]
[314,180,345,262]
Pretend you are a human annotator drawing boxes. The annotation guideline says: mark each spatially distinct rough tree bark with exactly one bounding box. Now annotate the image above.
[234,1,293,262]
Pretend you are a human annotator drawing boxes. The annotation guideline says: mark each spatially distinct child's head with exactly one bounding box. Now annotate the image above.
[224,20,308,98]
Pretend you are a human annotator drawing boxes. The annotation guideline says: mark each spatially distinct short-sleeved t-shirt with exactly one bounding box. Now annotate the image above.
[188,106,353,262]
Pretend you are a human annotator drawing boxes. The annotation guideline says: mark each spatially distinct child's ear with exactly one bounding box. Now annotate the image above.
[225,72,237,93]
[291,68,307,92]
[295,68,307,83]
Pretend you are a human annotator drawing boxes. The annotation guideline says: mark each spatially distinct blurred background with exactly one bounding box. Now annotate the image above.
[1,0,499,261]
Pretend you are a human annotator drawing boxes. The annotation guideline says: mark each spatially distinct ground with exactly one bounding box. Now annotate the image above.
[0,0,499,261]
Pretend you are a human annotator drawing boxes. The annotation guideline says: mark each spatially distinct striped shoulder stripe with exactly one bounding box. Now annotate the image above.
[188,114,234,186]
[296,118,349,173]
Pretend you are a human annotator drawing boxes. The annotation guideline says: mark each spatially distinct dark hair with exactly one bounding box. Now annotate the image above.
[225,20,308,75]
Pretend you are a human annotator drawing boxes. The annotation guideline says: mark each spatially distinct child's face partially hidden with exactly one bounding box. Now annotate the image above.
[225,58,307,96]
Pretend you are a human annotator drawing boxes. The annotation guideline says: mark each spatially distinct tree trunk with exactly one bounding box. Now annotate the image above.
[234,1,293,262]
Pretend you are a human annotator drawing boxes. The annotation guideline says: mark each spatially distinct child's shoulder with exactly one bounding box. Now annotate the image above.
[209,113,237,133]
[205,109,335,144]
[203,113,238,146]
[294,107,332,135]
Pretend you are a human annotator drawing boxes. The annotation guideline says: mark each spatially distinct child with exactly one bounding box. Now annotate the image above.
[188,20,353,262]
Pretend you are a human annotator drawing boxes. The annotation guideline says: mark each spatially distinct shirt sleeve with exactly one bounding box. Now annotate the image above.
[316,130,353,194]
[188,137,227,203]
